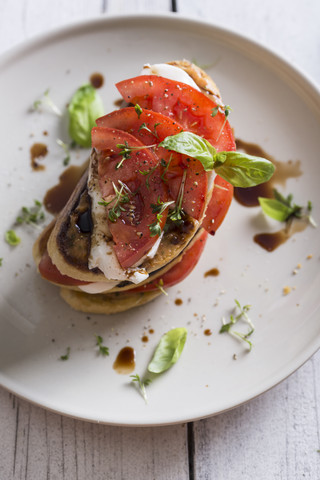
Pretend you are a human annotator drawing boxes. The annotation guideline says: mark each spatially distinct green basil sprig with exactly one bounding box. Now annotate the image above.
[68,84,104,148]
[159,131,275,188]
[259,189,316,226]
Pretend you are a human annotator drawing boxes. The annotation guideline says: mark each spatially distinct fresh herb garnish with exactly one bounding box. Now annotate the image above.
[148,328,187,373]
[0,258,3,266]
[148,197,174,237]
[33,89,62,116]
[95,335,109,356]
[130,328,187,403]
[159,131,275,187]
[168,170,187,224]
[134,104,143,118]
[116,142,157,169]
[160,155,173,182]
[60,347,70,361]
[138,122,161,139]
[16,200,45,226]
[5,230,21,246]
[139,163,159,190]
[98,181,130,223]
[68,84,104,148]
[156,278,168,296]
[57,139,71,166]
[220,300,254,351]
[130,374,152,404]
[259,189,317,226]
[211,104,231,118]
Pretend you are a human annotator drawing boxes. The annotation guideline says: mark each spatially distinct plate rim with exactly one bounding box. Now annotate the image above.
[1,12,320,426]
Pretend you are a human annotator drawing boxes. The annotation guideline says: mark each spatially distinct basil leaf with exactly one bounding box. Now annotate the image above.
[258,197,293,222]
[147,328,187,374]
[214,151,275,188]
[159,132,216,171]
[68,84,104,148]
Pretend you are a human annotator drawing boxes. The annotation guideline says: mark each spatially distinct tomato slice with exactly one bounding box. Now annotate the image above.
[96,107,208,221]
[116,75,236,152]
[91,127,169,269]
[38,250,89,286]
[201,176,233,235]
[130,229,208,293]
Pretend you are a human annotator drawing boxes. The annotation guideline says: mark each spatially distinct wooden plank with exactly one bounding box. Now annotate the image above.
[178,0,320,82]
[191,350,320,479]
[0,388,189,479]
[0,0,102,54]
[106,0,171,13]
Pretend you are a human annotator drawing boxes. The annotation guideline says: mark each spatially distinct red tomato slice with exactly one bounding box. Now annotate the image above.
[201,176,233,235]
[130,229,208,293]
[116,75,236,152]
[96,107,207,221]
[38,250,89,286]
[91,127,169,269]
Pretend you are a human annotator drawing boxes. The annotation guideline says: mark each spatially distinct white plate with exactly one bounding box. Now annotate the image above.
[0,14,319,426]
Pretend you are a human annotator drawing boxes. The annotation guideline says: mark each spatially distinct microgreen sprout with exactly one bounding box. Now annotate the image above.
[98,181,131,223]
[138,122,161,139]
[115,142,157,169]
[33,89,62,116]
[130,373,152,404]
[60,347,70,361]
[160,155,173,182]
[220,299,254,351]
[168,170,187,224]
[156,278,168,296]
[15,200,45,228]
[148,197,174,237]
[95,335,109,356]
[57,139,71,166]
[139,163,159,190]
[134,104,143,118]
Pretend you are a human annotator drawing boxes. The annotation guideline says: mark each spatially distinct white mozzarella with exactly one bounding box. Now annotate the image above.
[141,63,201,91]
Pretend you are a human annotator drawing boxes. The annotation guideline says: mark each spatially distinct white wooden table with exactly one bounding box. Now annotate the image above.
[1,1,319,478]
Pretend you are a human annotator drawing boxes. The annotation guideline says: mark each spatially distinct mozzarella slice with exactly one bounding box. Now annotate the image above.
[141,63,201,91]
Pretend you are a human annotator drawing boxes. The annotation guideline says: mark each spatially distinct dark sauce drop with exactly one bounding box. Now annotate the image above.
[113,347,136,375]
[234,138,302,207]
[90,72,104,89]
[234,138,304,251]
[149,329,154,334]
[141,335,149,343]
[204,329,212,336]
[254,230,288,252]
[44,161,89,215]
[204,268,220,277]
[30,143,48,171]
[175,298,183,306]
[114,98,124,107]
